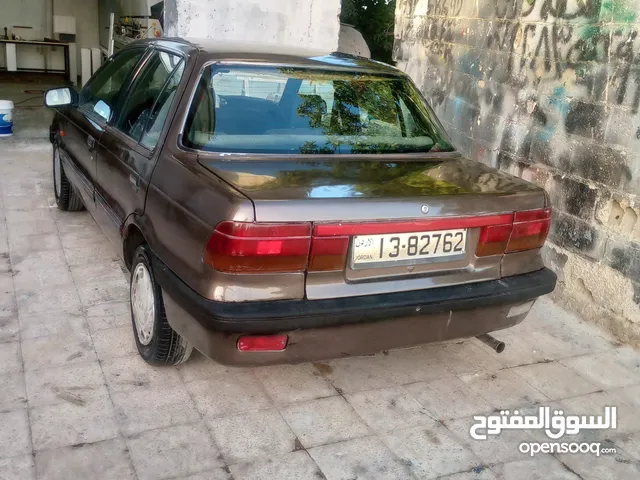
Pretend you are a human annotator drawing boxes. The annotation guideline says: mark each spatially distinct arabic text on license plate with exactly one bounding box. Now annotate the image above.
[352,229,467,266]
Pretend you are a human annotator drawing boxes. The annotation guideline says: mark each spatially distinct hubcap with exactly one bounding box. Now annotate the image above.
[131,263,156,345]
[54,148,62,198]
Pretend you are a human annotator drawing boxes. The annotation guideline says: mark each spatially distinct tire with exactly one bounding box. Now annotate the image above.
[129,245,193,365]
[53,145,85,211]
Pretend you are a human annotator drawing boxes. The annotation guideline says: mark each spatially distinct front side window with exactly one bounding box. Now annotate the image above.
[116,51,185,148]
[79,48,146,122]
[184,65,454,154]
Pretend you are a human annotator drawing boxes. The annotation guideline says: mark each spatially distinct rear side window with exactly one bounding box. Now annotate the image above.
[183,65,454,155]
[79,48,146,122]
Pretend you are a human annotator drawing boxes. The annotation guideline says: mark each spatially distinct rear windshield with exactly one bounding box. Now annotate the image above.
[183,65,454,154]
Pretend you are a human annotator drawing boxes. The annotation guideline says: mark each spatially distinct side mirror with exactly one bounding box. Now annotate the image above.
[44,87,78,108]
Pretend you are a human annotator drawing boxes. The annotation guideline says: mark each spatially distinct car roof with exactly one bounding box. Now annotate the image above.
[127,37,403,75]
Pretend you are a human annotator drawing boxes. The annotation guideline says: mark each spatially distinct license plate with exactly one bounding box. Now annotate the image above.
[351,229,467,267]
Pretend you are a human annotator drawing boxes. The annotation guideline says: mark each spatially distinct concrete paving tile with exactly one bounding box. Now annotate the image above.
[280,396,370,448]
[16,285,82,315]
[607,346,640,377]
[0,341,22,375]
[490,455,580,480]
[255,363,337,405]
[58,226,108,249]
[0,455,35,480]
[70,262,126,286]
[380,345,454,384]
[91,326,137,360]
[127,423,223,480]
[497,330,563,367]
[557,440,640,480]
[25,362,108,407]
[171,470,230,480]
[0,372,27,410]
[438,466,497,480]
[8,219,57,238]
[8,233,62,257]
[63,245,119,267]
[609,384,640,407]
[444,416,534,464]
[34,438,135,480]
[309,436,414,480]
[560,391,640,437]
[3,193,50,210]
[345,386,435,433]
[230,451,320,480]
[186,372,273,418]
[510,361,600,400]
[101,355,183,393]
[21,332,96,371]
[111,385,201,437]
[177,353,243,382]
[207,408,297,464]
[85,301,131,332]
[560,352,640,389]
[19,310,88,340]
[459,369,550,410]
[404,376,494,421]
[12,265,74,292]
[30,395,119,450]
[382,424,481,479]
[433,341,505,376]
[0,314,19,343]
[614,432,640,461]
[5,208,53,226]
[312,355,398,394]
[0,409,31,458]
[77,279,129,306]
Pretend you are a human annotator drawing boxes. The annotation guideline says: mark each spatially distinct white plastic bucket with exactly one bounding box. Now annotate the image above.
[0,100,14,137]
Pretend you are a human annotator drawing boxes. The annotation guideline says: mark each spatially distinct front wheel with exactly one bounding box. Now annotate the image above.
[53,145,84,211]
[130,245,193,365]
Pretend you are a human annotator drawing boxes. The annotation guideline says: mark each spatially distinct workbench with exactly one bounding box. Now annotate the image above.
[0,39,70,82]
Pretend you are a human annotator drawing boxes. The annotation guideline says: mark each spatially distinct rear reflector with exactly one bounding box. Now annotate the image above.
[203,222,311,273]
[237,334,288,352]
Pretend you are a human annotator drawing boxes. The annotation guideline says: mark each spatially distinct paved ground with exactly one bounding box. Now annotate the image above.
[1,86,640,479]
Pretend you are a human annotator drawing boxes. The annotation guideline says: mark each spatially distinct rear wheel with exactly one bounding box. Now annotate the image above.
[53,145,84,211]
[130,245,193,365]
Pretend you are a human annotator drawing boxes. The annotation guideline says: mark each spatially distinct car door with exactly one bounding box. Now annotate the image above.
[60,47,148,212]
[94,48,187,246]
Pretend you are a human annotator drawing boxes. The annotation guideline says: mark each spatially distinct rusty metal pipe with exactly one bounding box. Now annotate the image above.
[476,333,505,353]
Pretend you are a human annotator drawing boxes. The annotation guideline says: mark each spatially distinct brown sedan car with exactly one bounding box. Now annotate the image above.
[45,39,556,366]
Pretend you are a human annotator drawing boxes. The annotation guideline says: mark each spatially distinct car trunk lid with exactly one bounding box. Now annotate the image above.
[198,152,549,299]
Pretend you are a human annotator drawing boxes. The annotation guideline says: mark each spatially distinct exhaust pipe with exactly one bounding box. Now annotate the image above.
[476,333,505,353]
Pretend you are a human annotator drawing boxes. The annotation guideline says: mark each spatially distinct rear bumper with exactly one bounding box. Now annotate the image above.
[151,253,556,364]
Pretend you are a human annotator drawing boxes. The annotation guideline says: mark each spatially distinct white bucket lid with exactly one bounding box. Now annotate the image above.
[0,100,14,109]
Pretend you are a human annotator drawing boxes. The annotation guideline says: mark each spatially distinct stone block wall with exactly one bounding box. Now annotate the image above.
[394,0,640,343]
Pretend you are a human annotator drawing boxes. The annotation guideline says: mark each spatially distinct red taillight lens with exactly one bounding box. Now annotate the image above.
[203,222,311,273]
[476,224,512,257]
[507,208,552,253]
[237,334,288,352]
[308,235,349,272]
[476,208,551,257]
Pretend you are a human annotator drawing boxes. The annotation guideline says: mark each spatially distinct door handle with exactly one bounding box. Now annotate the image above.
[86,135,95,150]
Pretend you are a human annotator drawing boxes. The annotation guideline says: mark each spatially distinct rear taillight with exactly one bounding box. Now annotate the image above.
[308,235,349,272]
[507,208,552,253]
[476,208,551,257]
[203,221,311,273]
